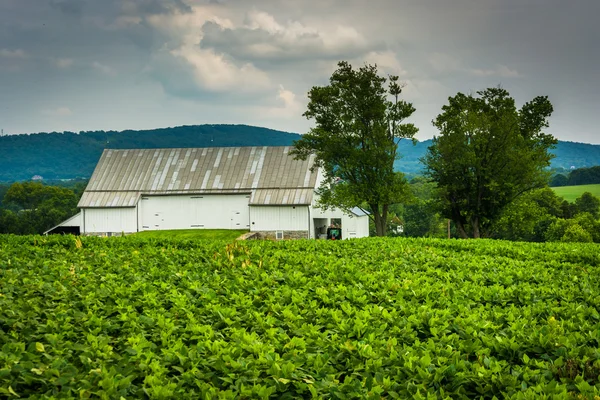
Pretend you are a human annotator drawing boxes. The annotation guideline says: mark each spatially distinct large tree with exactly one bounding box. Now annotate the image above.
[423,87,556,238]
[291,61,418,236]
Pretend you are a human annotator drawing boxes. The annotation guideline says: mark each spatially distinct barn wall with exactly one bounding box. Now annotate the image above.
[356,216,370,238]
[249,206,309,232]
[58,212,82,228]
[83,208,137,234]
[139,194,250,231]
[310,205,370,239]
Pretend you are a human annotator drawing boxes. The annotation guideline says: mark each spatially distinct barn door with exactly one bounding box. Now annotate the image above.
[230,210,243,229]
[151,212,163,230]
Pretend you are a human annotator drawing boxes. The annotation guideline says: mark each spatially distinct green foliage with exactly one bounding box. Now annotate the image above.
[575,192,600,218]
[550,173,569,187]
[424,87,557,238]
[493,188,563,242]
[292,61,418,236]
[566,165,600,186]
[551,166,600,188]
[1,235,600,398]
[544,212,599,243]
[571,212,600,242]
[496,190,600,243]
[0,182,79,234]
[402,202,446,238]
[560,224,593,243]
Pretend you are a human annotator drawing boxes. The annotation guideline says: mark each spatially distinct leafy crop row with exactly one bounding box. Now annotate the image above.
[1,235,599,399]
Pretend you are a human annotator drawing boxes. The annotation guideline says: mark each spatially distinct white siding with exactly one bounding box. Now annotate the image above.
[310,204,370,239]
[250,206,309,231]
[356,216,370,238]
[139,194,250,231]
[58,212,82,227]
[83,208,137,234]
[343,214,358,239]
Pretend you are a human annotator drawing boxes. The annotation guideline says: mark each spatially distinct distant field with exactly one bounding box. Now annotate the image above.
[551,183,600,202]
[135,229,248,240]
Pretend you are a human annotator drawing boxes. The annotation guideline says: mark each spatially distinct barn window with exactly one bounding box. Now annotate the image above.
[276,231,284,240]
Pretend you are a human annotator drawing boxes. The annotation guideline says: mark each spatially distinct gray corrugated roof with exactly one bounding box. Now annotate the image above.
[79,146,317,208]
[79,191,141,208]
[349,207,370,217]
[249,188,313,205]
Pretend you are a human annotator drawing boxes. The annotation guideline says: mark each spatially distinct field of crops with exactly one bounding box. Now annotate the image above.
[552,184,600,202]
[1,235,600,399]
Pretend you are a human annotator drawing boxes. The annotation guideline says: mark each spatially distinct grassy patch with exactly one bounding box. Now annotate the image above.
[134,229,248,241]
[551,183,600,202]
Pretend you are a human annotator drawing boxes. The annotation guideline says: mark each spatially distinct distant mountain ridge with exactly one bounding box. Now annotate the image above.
[0,124,598,181]
[395,139,600,174]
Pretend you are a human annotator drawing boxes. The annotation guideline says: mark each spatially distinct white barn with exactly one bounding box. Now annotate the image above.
[55,146,369,239]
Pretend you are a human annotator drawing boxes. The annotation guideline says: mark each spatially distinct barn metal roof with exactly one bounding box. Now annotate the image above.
[249,188,314,205]
[79,146,317,207]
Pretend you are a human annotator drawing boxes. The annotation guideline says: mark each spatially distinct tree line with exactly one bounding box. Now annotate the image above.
[551,165,600,187]
[0,125,302,181]
[390,180,600,243]
[0,181,84,235]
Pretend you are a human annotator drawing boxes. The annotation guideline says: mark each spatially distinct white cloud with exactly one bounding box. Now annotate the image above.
[170,45,271,92]
[470,65,520,78]
[244,10,283,34]
[273,84,303,117]
[0,49,27,58]
[144,5,272,93]
[145,4,230,46]
[54,58,74,68]
[201,10,371,62]
[92,61,116,75]
[363,51,407,76]
[249,84,305,122]
[42,107,73,117]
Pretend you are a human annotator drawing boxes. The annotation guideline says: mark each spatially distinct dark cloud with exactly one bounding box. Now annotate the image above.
[50,0,84,17]
[200,20,379,67]
[129,0,192,16]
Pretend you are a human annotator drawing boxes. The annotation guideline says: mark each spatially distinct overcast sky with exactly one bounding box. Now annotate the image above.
[0,0,598,143]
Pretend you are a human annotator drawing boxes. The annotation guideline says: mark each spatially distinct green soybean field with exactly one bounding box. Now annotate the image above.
[1,235,599,399]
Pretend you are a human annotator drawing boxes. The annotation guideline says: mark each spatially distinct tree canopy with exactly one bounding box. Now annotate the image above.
[423,87,556,238]
[0,182,80,234]
[291,61,418,236]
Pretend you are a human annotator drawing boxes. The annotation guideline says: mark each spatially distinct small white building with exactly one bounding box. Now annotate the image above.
[51,146,369,239]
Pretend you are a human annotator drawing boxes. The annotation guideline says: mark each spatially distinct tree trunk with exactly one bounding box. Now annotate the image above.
[472,216,480,239]
[371,203,387,237]
[455,219,468,239]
